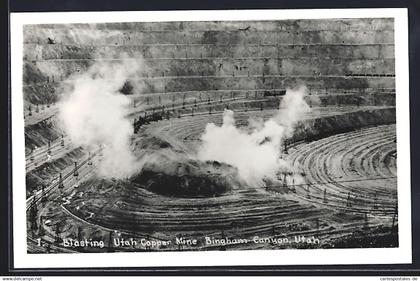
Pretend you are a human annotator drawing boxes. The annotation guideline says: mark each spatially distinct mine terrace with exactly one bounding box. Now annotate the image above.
[24,19,398,253]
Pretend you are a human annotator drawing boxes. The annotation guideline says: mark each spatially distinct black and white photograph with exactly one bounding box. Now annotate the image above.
[10,9,412,268]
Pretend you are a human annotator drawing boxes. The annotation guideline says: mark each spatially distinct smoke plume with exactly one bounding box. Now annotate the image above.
[58,56,145,179]
[197,86,310,187]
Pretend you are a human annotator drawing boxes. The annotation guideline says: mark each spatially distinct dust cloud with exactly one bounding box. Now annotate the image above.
[58,55,146,179]
[197,86,310,187]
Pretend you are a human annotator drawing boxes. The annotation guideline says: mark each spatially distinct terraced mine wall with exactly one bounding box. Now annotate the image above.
[25,147,84,197]
[291,107,396,144]
[25,116,63,151]
[23,18,394,105]
[24,105,395,197]
[23,19,396,196]
[171,92,396,114]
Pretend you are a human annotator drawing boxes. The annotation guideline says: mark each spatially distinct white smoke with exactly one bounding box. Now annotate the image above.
[58,56,145,179]
[197,86,310,187]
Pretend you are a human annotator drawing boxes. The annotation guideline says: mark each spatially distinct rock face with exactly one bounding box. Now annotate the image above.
[23,19,394,105]
[131,151,241,198]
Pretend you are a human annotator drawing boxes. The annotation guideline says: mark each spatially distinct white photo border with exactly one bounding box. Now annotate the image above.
[10,8,411,268]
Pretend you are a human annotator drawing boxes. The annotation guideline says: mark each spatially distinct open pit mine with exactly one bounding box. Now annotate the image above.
[24,19,398,253]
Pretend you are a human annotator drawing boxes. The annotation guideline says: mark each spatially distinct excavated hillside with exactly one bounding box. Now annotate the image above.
[23,18,395,197]
[25,19,398,253]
